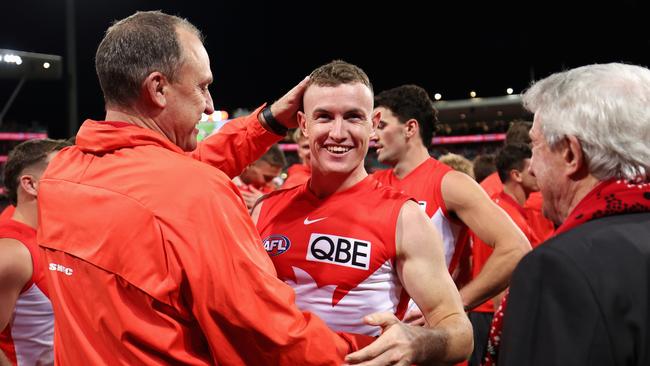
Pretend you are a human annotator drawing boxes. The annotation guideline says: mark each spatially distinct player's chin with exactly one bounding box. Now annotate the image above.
[376,150,389,163]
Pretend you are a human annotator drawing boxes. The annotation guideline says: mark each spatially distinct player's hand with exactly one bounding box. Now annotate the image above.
[269,76,310,128]
[402,308,427,327]
[344,312,420,366]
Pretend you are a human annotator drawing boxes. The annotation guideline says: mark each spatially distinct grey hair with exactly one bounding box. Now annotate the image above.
[95,10,203,107]
[523,63,650,181]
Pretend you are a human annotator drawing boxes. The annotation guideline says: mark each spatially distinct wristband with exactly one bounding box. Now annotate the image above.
[261,106,288,136]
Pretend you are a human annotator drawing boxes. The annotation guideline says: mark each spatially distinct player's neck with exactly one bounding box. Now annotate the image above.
[309,165,368,198]
[503,182,527,207]
[393,144,430,179]
[11,200,38,229]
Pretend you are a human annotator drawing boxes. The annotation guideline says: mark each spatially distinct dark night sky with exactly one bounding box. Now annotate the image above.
[1,0,648,138]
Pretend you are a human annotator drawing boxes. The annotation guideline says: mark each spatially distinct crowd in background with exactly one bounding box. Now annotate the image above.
[0,10,649,366]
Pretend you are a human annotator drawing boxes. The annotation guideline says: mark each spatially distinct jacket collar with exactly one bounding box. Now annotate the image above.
[75,120,184,155]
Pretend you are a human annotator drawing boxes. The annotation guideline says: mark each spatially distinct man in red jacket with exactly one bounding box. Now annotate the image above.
[35,11,411,365]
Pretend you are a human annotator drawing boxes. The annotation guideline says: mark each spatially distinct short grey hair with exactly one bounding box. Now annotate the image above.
[523,63,650,181]
[95,10,203,107]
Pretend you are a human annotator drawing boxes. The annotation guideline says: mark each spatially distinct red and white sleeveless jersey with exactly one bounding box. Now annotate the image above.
[0,219,53,366]
[372,158,469,274]
[256,176,412,336]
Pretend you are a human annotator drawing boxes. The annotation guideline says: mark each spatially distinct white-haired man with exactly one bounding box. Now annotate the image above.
[498,63,650,365]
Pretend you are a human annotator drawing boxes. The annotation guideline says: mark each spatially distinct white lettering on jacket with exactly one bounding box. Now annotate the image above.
[49,263,73,276]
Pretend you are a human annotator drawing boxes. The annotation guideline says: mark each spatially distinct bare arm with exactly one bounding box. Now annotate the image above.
[346,200,473,365]
[0,239,33,331]
[442,171,531,310]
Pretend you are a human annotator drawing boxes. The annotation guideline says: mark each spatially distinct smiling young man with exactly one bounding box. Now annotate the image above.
[252,60,472,365]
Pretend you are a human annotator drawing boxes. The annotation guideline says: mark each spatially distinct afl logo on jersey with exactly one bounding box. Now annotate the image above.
[263,235,291,256]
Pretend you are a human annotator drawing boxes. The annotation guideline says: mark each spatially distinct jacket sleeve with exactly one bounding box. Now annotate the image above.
[499,246,614,366]
[167,178,372,365]
[189,105,283,179]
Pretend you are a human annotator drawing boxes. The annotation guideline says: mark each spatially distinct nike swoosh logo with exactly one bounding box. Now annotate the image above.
[304,217,327,225]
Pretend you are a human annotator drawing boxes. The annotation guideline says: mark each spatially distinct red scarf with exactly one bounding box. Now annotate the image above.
[483,178,650,366]
[555,178,650,235]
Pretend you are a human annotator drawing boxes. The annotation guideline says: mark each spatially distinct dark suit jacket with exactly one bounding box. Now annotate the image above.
[499,212,650,366]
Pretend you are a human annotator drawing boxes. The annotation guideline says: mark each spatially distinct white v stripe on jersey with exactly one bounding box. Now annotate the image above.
[303,217,327,225]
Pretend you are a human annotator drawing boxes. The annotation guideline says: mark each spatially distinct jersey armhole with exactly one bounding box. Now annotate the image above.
[389,197,417,266]
[435,167,452,220]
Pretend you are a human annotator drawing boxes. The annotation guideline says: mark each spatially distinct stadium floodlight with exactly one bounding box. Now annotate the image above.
[0,49,63,124]
[0,49,62,80]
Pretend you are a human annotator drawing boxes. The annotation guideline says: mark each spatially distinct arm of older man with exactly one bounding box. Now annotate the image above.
[190,77,309,178]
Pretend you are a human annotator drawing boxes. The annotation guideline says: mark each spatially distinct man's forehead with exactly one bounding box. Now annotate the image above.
[303,83,373,111]
[178,28,210,68]
[303,83,373,100]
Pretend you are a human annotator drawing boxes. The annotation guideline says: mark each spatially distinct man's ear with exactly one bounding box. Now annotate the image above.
[297,111,308,137]
[371,109,381,130]
[19,174,38,197]
[404,119,419,139]
[142,71,168,109]
[564,135,588,178]
[509,169,523,183]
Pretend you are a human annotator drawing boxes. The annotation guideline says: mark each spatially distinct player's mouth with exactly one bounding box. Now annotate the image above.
[324,144,352,154]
